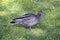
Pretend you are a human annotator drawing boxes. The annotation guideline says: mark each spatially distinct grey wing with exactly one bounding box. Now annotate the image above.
[14,17,32,25]
[12,14,31,24]
[13,14,35,20]
[22,16,38,26]
[13,14,37,25]
[13,16,32,25]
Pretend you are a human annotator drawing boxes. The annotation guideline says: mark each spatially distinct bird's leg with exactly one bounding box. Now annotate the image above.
[29,26,31,30]
[26,26,31,30]
[26,26,31,40]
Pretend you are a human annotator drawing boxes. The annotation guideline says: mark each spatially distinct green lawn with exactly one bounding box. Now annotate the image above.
[0,0,60,40]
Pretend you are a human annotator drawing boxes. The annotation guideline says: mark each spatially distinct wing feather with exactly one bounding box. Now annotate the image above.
[13,14,35,20]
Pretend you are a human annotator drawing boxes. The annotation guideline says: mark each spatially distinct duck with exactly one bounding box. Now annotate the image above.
[10,10,43,29]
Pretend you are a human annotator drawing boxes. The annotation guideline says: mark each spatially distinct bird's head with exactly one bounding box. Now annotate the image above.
[37,10,43,17]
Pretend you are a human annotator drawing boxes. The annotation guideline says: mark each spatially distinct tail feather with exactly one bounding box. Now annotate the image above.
[10,21,15,23]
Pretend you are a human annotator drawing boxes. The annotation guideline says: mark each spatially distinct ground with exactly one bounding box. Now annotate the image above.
[0,0,60,40]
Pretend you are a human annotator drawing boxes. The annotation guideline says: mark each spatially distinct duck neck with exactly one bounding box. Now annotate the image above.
[37,14,41,18]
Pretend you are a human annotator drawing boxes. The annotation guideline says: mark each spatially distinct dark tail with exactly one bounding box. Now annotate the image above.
[10,21,15,23]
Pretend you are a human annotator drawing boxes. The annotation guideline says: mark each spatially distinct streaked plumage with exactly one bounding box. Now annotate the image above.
[10,10,43,29]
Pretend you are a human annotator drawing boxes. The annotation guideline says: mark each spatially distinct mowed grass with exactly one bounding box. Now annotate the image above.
[0,0,60,40]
